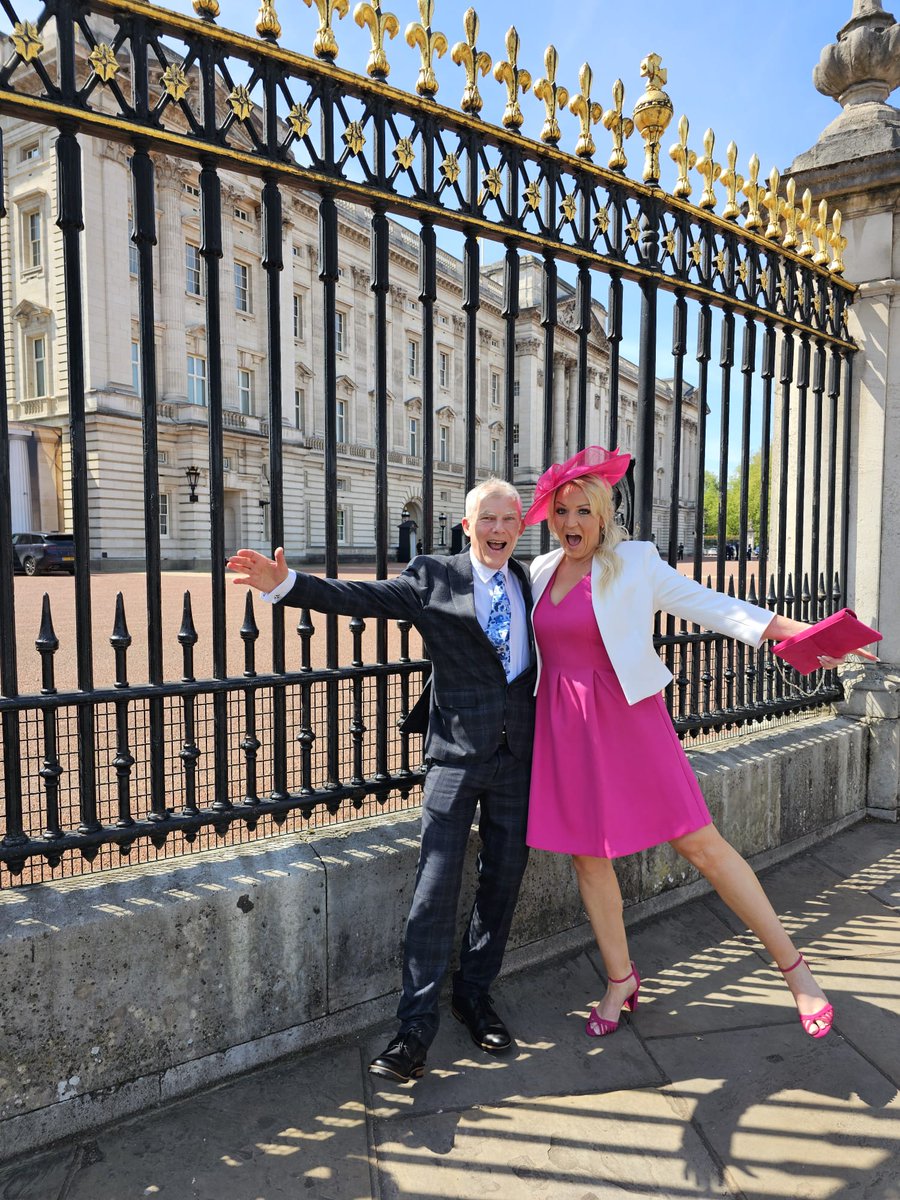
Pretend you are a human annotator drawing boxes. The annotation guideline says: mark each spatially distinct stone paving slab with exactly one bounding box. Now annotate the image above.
[812,819,900,912]
[651,1021,900,1200]
[374,1088,734,1200]
[366,950,665,1122]
[0,1043,374,1200]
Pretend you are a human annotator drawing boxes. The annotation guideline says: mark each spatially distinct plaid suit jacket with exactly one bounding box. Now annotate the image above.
[277,551,536,764]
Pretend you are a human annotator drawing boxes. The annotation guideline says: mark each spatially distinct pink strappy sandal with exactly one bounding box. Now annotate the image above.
[586,962,641,1038]
[781,953,833,1039]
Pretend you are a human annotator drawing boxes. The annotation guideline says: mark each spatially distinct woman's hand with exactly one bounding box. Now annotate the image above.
[226,546,290,594]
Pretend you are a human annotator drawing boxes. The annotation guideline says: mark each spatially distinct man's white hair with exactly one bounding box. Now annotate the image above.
[464,478,522,522]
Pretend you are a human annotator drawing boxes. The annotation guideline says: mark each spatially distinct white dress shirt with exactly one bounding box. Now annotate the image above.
[469,551,530,682]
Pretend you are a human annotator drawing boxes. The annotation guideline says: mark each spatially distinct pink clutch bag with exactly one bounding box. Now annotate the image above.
[772,608,882,674]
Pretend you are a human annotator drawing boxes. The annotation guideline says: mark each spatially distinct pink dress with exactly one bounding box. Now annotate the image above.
[527,575,711,858]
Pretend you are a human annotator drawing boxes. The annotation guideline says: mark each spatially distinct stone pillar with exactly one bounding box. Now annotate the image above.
[552,352,568,462]
[789,0,900,818]
[156,162,188,401]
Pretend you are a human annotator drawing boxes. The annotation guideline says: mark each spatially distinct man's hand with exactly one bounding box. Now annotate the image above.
[227,547,290,594]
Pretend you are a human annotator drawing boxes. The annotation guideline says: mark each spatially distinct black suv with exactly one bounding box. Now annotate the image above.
[12,532,76,576]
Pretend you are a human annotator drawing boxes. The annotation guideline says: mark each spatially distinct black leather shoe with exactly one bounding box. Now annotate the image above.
[369,1030,428,1082]
[451,994,512,1053]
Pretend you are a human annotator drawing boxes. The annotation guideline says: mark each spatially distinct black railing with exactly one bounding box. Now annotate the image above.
[0,1,856,879]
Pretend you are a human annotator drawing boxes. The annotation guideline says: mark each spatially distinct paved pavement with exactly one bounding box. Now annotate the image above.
[4,818,899,1200]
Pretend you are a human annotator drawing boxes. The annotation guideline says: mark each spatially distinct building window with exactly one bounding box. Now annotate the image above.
[20,141,40,162]
[128,217,139,276]
[131,341,141,394]
[439,351,449,388]
[187,354,207,406]
[409,417,419,457]
[490,438,499,473]
[22,209,42,271]
[439,424,449,463]
[237,367,253,414]
[336,398,347,443]
[233,206,251,223]
[335,310,346,353]
[159,493,170,538]
[183,182,201,198]
[491,372,500,406]
[26,336,47,398]
[408,339,419,379]
[513,422,519,444]
[294,387,305,430]
[513,380,520,397]
[336,507,347,544]
[185,243,202,296]
[513,452,519,468]
[293,292,304,339]
[234,261,251,313]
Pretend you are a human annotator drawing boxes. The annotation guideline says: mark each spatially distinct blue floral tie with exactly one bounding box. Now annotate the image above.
[486,570,512,679]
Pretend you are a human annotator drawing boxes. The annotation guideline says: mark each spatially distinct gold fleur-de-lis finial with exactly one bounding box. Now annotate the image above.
[10,20,44,61]
[256,1,282,40]
[632,52,673,185]
[742,154,765,230]
[354,0,399,79]
[781,177,800,249]
[302,0,350,62]
[568,63,603,158]
[797,188,816,258]
[88,43,119,83]
[192,0,220,17]
[533,45,569,145]
[763,167,781,239]
[829,209,847,275]
[719,141,744,221]
[602,79,634,173]
[406,0,448,99]
[813,199,830,266]
[451,8,492,115]
[493,26,532,130]
[695,128,721,211]
[668,114,696,199]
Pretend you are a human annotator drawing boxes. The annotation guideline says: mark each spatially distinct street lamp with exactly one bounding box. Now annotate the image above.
[401,506,410,522]
[185,464,201,503]
[438,511,447,546]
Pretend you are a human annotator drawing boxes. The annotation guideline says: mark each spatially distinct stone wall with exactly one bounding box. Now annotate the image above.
[0,714,866,1165]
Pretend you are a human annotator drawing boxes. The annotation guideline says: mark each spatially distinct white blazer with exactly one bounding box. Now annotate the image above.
[529,541,774,706]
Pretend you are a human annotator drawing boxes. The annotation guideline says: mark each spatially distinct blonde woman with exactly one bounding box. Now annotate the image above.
[525,446,842,1041]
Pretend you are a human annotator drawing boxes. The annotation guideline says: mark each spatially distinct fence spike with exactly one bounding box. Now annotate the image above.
[493,25,531,129]
[303,0,350,63]
[695,127,720,211]
[742,154,765,230]
[406,0,448,98]
[602,78,634,173]
[256,1,282,41]
[569,62,602,159]
[451,7,491,114]
[192,0,219,18]
[110,592,132,650]
[719,140,744,221]
[668,113,695,199]
[763,167,781,240]
[178,591,198,646]
[533,45,568,145]
[354,0,399,80]
[35,593,59,655]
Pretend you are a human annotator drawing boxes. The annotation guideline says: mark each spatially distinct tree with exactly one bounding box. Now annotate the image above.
[703,451,763,545]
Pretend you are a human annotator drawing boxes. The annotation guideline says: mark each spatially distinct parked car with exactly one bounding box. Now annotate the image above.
[12,532,76,576]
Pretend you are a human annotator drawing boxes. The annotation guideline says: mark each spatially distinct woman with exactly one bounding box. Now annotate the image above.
[525,446,866,1042]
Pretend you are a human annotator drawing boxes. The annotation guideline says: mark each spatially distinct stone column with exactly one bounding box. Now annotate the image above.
[789,0,900,818]
[156,162,188,401]
[552,352,568,462]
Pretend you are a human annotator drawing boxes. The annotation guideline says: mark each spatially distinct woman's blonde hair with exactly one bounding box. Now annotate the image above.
[547,474,629,589]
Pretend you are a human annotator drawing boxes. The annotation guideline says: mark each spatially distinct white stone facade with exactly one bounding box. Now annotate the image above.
[2,102,699,569]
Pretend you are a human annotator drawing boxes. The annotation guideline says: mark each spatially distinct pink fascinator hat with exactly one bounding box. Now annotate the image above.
[523,446,632,526]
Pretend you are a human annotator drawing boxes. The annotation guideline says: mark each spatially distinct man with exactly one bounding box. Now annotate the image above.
[227,480,536,1083]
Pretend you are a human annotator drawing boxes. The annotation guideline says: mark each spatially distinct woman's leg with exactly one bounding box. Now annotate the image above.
[670,824,830,1033]
[573,855,640,1024]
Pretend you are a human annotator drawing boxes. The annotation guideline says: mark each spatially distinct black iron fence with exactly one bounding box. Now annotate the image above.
[0,0,856,881]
